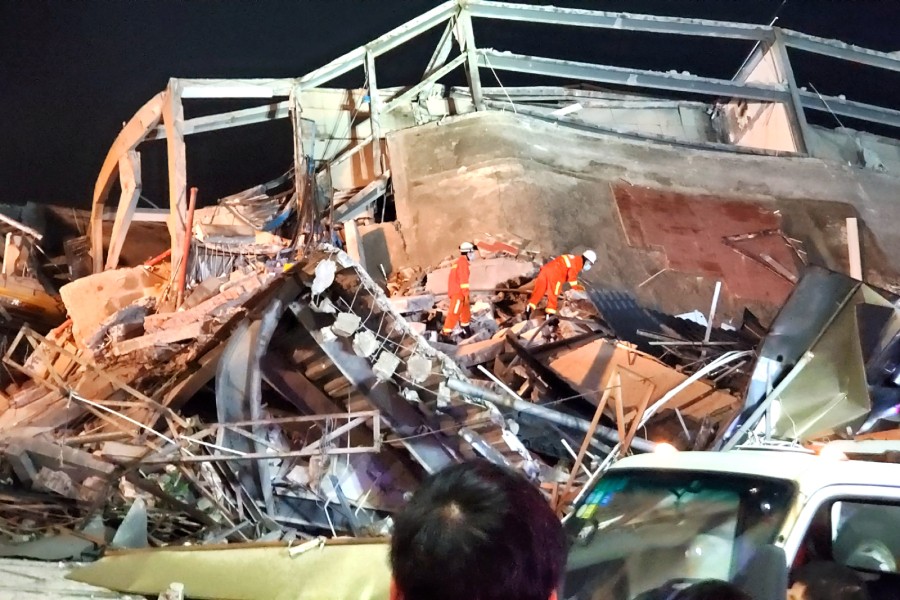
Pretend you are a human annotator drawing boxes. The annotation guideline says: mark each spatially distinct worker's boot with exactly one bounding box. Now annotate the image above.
[438,331,454,344]
[524,306,533,320]
[461,325,474,338]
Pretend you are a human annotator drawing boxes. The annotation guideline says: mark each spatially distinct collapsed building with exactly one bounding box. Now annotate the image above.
[2,1,900,595]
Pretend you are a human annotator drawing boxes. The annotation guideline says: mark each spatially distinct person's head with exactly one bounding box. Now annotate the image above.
[581,249,596,272]
[670,579,751,600]
[389,459,566,600]
[788,561,869,600]
[459,241,476,261]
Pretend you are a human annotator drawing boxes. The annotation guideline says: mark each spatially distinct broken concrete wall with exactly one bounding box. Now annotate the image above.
[806,125,900,175]
[388,111,900,323]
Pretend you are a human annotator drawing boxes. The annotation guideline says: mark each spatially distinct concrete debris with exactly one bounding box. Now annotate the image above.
[373,350,401,381]
[352,329,379,358]
[2,8,899,571]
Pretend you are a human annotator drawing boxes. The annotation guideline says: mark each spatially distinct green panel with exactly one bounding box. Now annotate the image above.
[771,296,870,440]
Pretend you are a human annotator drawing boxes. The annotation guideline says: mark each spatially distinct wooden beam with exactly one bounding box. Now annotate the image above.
[89,92,165,273]
[162,80,188,275]
[105,151,142,271]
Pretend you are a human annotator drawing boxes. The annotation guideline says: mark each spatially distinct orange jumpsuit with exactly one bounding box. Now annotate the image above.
[528,254,585,315]
[442,255,471,333]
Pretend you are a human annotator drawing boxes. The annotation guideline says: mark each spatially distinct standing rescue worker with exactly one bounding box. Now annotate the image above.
[526,249,596,318]
[442,242,477,340]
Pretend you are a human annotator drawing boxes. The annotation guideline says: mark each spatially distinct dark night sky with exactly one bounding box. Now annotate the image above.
[1,1,898,208]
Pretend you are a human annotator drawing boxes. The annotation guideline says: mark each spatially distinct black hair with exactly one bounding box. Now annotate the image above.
[669,579,752,600]
[390,460,566,600]
[792,561,870,600]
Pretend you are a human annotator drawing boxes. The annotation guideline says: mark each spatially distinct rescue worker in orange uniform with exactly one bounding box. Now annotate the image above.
[441,242,477,341]
[525,249,596,319]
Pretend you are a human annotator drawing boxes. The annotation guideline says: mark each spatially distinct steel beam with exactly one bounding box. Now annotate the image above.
[365,50,384,175]
[382,54,467,115]
[799,90,900,130]
[458,10,485,110]
[105,151,142,271]
[464,0,771,41]
[479,50,791,103]
[332,171,390,223]
[780,28,900,74]
[771,32,810,154]
[179,78,295,98]
[162,79,188,275]
[147,101,291,141]
[89,92,165,273]
[297,2,456,91]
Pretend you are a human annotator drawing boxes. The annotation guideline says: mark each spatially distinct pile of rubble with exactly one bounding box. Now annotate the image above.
[0,198,898,561]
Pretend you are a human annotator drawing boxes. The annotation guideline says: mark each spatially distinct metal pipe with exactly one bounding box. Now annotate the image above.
[175,186,198,307]
[446,378,657,453]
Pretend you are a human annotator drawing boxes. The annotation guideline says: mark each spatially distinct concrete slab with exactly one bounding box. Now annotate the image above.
[425,258,537,295]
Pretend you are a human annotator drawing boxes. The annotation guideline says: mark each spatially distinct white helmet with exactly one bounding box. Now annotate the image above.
[582,249,597,264]
[460,241,476,253]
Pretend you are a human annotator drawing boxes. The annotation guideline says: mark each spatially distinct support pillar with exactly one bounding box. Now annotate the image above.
[162,79,187,276]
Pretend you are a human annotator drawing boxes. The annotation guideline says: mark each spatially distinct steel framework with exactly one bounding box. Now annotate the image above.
[89,0,900,273]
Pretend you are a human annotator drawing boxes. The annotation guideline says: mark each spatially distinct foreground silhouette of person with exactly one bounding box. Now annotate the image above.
[389,460,566,600]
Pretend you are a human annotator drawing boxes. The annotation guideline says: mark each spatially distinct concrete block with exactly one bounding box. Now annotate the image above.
[426,258,537,295]
[352,329,379,358]
[406,354,433,384]
[389,294,435,314]
[373,351,401,381]
[333,312,362,337]
[60,267,162,346]
[33,467,77,499]
[408,321,427,335]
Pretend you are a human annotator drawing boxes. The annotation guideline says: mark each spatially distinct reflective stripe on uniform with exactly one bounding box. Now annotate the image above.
[527,303,536,309]
[443,328,453,333]
[546,308,557,314]
[460,283,470,288]
[554,282,562,295]
[461,322,470,326]
[451,264,458,268]
[562,255,572,268]
[454,299,461,314]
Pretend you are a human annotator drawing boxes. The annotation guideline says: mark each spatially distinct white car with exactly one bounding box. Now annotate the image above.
[563,441,900,600]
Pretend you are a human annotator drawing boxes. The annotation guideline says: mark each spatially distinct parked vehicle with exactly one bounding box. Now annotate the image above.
[563,441,900,600]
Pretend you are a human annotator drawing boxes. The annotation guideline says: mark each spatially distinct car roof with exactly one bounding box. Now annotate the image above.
[609,447,900,496]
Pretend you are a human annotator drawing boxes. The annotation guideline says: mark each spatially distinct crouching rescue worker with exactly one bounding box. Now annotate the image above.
[526,249,596,319]
[441,242,477,341]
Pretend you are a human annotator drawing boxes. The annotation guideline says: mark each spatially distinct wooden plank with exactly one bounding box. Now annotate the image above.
[847,217,862,280]
[558,383,613,514]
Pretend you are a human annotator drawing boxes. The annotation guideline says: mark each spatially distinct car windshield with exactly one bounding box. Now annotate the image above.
[564,468,795,600]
